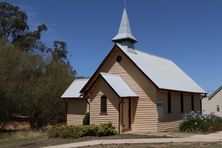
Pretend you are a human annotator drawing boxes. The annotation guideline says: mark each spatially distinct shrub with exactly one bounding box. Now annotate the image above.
[97,122,117,137]
[47,123,117,138]
[78,125,98,137]
[83,112,90,125]
[179,111,222,133]
[47,125,80,138]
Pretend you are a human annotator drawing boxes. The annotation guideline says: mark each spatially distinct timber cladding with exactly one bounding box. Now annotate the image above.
[88,77,119,130]
[74,46,202,132]
[202,88,222,117]
[66,99,88,125]
[157,90,201,123]
[88,47,159,132]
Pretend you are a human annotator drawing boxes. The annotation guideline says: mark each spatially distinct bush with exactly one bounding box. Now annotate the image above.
[47,123,117,138]
[83,112,90,125]
[47,125,80,138]
[97,122,117,137]
[179,111,222,133]
[78,124,98,137]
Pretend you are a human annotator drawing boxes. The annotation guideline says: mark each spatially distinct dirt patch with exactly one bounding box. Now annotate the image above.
[81,142,222,148]
[1,121,30,130]
[126,130,196,138]
[0,131,172,148]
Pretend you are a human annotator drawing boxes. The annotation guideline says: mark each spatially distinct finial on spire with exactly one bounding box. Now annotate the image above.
[112,7,137,48]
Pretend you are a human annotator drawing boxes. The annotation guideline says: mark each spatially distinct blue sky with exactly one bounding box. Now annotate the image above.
[3,0,222,94]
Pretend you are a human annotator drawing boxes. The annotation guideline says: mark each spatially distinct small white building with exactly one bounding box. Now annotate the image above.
[202,86,222,117]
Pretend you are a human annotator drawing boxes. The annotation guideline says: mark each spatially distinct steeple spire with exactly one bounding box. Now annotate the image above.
[112,8,137,48]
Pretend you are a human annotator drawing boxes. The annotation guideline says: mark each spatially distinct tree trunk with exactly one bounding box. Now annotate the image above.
[0,122,6,130]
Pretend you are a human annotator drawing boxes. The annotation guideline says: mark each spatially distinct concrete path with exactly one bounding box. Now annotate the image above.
[44,131,222,148]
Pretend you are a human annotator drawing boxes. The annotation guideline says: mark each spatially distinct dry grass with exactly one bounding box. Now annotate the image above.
[1,130,222,148]
[0,130,45,143]
[83,143,222,148]
[0,131,171,148]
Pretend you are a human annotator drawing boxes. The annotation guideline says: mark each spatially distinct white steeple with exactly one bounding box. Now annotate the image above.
[112,8,137,48]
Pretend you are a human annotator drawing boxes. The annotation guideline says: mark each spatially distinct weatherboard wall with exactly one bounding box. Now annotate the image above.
[66,99,88,125]
[93,47,159,132]
[88,77,120,130]
[157,90,201,131]
[202,89,222,117]
[73,46,202,132]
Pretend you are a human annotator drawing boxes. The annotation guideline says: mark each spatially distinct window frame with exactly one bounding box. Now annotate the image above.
[180,92,184,113]
[191,93,194,111]
[100,95,107,115]
[156,101,164,119]
[168,92,172,113]
[217,105,220,112]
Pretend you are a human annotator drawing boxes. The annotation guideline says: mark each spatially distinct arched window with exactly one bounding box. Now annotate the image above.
[101,95,107,114]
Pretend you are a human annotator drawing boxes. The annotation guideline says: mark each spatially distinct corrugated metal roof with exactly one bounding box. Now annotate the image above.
[100,73,138,97]
[209,85,222,99]
[112,9,137,42]
[116,43,206,93]
[61,78,89,98]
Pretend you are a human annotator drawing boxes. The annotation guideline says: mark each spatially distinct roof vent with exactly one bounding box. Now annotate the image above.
[127,48,137,54]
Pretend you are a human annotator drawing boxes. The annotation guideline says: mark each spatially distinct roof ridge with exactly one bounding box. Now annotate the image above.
[134,48,172,62]
[100,72,120,76]
[75,78,90,81]
[116,43,172,62]
[115,43,205,93]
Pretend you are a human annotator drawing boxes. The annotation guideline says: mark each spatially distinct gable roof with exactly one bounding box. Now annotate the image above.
[116,44,206,94]
[100,73,138,97]
[209,85,222,100]
[81,44,206,94]
[61,78,89,98]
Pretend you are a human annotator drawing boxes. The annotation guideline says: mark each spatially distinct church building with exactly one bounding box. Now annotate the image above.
[61,9,206,133]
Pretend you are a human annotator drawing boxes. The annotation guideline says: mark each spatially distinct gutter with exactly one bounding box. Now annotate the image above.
[118,98,123,134]
[81,93,91,124]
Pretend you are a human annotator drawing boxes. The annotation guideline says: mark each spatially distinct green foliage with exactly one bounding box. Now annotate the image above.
[47,125,97,138]
[83,112,90,125]
[47,123,117,139]
[0,2,28,40]
[97,122,117,137]
[0,39,38,128]
[78,125,98,137]
[0,2,48,52]
[179,112,222,133]
[47,125,79,139]
[51,41,68,61]
[0,2,70,58]
[0,39,75,129]
[0,2,76,129]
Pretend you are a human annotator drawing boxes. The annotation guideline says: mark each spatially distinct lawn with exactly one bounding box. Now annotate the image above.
[1,130,222,148]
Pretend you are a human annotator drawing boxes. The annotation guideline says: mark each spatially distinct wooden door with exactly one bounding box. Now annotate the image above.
[122,99,131,130]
